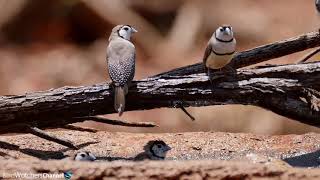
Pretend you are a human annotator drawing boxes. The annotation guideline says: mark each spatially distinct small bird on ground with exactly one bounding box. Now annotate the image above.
[134,140,172,161]
[107,25,137,116]
[74,151,96,161]
[203,25,237,86]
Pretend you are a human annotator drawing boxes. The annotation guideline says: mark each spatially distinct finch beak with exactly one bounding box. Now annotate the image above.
[90,154,96,161]
[224,28,231,35]
[166,146,172,151]
[132,27,138,33]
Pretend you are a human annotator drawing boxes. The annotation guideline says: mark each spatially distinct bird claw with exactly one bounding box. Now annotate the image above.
[222,65,237,77]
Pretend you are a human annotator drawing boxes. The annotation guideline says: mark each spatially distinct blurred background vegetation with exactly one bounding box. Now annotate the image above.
[0,0,319,134]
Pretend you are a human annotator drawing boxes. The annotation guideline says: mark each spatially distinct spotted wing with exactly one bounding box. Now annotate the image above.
[107,40,136,86]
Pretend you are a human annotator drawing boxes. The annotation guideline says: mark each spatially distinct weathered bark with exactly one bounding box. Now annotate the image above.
[0,62,319,134]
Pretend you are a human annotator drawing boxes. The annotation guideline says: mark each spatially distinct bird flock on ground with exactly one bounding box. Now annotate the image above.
[73,140,171,162]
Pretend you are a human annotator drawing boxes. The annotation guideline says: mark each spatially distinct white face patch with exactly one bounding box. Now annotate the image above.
[74,152,96,161]
[215,26,234,42]
[151,142,171,158]
[118,25,137,40]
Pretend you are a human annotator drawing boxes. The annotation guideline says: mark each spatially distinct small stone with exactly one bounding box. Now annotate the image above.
[192,146,202,151]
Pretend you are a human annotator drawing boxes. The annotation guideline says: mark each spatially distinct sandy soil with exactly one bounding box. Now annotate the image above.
[0,131,320,179]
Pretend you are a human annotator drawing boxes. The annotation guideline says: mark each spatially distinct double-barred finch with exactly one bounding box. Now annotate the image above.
[107,25,137,116]
[74,151,96,161]
[203,25,236,83]
[134,140,172,161]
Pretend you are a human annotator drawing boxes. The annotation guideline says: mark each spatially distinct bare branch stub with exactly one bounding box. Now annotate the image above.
[0,62,319,134]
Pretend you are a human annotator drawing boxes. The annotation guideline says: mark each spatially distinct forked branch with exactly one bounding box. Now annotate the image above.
[155,30,320,77]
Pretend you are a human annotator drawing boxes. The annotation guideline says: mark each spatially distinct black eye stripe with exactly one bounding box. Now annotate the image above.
[222,26,231,30]
[219,26,232,33]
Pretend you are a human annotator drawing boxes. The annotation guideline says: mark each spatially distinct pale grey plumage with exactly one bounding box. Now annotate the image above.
[107,25,137,116]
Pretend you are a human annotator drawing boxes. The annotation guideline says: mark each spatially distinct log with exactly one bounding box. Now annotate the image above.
[0,62,319,134]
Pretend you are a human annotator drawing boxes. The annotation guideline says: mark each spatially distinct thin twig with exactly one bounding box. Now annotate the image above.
[63,124,98,133]
[179,107,195,121]
[174,101,195,121]
[28,127,78,149]
[297,47,320,64]
[73,116,158,127]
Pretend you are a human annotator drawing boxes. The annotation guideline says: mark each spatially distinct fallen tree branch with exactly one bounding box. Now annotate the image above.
[0,31,319,133]
[28,127,78,149]
[155,30,320,77]
[63,125,98,133]
[25,117,157,149]
[0,62,319,134]
[73,116,158,127]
